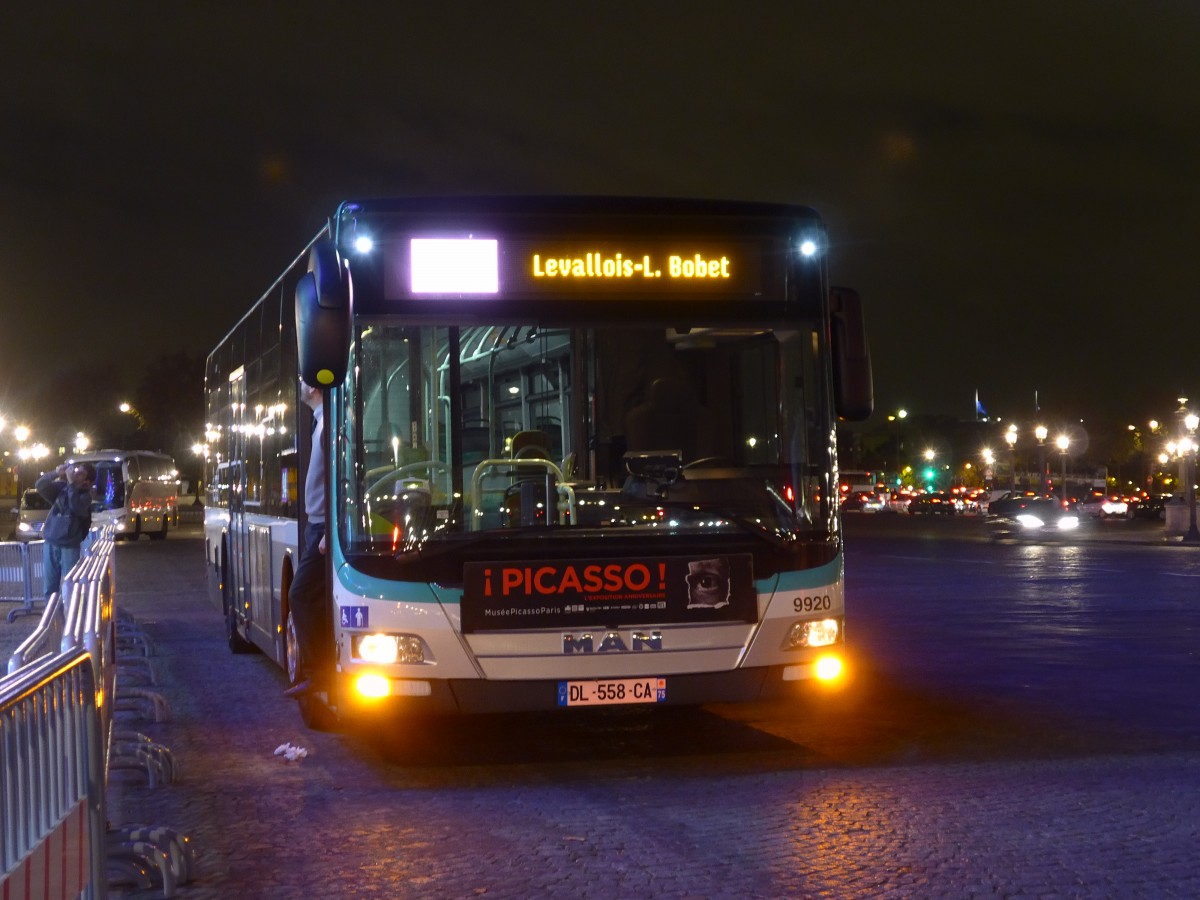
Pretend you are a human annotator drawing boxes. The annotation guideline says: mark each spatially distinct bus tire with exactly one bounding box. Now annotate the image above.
[285,609,301,685]
[226,605,255,654]
[122,516,143,541]
[223,552,256,655]
[298,692,339,732]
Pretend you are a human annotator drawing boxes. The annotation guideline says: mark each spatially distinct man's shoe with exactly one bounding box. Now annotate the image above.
[282,679,312,699]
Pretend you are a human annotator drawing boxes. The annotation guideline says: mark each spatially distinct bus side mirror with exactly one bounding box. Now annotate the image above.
[296,239,350,387]
[829,286,874,422]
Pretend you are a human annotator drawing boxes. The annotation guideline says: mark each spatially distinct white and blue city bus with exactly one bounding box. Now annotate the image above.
[204,196,872,728]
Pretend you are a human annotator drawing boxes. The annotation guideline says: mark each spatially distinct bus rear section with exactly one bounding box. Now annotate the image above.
[69,450,180,540]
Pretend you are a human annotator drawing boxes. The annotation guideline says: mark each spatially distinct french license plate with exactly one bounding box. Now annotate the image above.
[558,677,666,707]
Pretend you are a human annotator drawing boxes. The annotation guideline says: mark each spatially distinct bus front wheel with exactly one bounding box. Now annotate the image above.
[285,609,301,685]
[298,691,339,732]
[223,553,255,655]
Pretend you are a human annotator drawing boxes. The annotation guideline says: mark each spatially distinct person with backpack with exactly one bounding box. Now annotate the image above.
[35,461,94,599]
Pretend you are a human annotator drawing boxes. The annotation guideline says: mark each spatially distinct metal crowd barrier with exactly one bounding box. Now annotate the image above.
[1,526,195,898]
[1,540,46,624]
[0,649,107,899]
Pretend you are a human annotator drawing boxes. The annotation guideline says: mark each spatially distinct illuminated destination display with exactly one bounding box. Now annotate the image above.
[390,235,777,299]
[531,250,731,281]
[410,238,498,293]
[514,240,767,295]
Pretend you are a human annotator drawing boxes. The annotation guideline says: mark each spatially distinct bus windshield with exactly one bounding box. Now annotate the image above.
[339,318,833,571]
[90,460,126,511]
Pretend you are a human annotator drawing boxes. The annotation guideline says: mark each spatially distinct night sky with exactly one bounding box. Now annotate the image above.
[3,3,1198,433]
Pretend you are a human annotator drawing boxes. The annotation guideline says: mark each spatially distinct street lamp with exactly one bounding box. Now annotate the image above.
[886,408,907,476]
[119,401,146,447]
[1183,413,1200,543]
[1004,425,1018,491]
[1034,425,1048,493]
[1055,434,1070,502]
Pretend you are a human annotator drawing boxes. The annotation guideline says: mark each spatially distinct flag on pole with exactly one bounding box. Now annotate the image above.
[975,390,987,420]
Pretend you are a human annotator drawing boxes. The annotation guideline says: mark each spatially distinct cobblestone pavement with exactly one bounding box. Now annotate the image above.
[5,525,1200,898]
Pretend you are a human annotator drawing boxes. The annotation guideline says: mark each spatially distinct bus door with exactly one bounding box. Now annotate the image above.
[227,368,251,629]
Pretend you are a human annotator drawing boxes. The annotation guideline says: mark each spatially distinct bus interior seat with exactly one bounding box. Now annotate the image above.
[510,429,550,459]
[624,376,706,463]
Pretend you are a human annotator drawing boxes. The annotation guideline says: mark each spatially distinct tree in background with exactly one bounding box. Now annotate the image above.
[16,351,205,490]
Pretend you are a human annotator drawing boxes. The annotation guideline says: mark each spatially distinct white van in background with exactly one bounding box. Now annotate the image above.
[67,450,180,541]
[8,488,51,542]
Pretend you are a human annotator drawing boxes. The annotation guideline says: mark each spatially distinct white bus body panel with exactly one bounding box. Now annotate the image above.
[329,570,844,683]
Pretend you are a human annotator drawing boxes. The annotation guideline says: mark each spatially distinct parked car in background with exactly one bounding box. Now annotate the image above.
[986,490,1048,518]
[861,493,888,513]
[907,492,961,515]
[1075,490,1106,518]
[1130,494,1171,521]
[959,488,996,515]
[843,491,889,513]
[988,496,1081,538]
[1073,490,1130,519]
[9,488,51,542]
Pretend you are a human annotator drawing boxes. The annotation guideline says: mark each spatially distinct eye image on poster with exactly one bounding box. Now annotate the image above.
[685,558,731,609]
[461,555,755,632]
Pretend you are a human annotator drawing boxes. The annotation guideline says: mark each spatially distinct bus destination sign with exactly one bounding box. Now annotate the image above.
[390,236,776,298]
[509,239,770,296]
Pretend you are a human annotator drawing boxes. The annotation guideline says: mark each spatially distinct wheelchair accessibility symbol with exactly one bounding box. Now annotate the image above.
[340,605,369,628]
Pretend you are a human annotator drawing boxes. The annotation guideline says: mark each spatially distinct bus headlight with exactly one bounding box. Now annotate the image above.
[785,618,840,649]
[354,674,391,698]
[814,655,844,681]
[353,633,425,664]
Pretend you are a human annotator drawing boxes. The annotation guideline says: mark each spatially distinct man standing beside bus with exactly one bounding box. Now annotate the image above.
[284,380,332,698]
[36,462,94,599]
